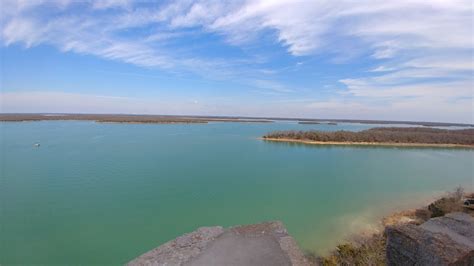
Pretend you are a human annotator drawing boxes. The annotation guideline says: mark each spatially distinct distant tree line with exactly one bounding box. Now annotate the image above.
[0,114,272,124]
[263,127,474,145]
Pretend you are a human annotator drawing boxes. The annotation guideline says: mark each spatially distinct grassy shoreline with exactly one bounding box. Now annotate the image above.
[262,137,474,149]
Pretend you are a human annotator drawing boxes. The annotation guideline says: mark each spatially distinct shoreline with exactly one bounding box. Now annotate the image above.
[261,137,474,149]
[314,188,473,264]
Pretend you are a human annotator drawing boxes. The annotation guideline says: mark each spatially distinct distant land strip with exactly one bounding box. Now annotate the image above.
[262,127,474,148]
[0,114,273,124]
[298,121,338,125]
[1,113,473,127]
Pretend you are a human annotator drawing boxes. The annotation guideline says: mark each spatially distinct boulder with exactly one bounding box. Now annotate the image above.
[386,212,474,265]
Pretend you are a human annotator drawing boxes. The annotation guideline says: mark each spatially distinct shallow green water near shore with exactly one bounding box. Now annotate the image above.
[1,121,473,264]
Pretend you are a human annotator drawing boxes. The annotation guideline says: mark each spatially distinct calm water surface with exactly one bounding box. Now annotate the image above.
[1,121,473,264]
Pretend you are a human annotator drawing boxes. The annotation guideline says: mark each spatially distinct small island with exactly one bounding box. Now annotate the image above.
[262,127,474,148]
[298,121,338,125]
[298,121,321,125]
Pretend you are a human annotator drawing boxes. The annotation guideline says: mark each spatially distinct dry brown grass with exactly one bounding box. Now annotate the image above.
[307,233,386,266]
[428,187,465,217]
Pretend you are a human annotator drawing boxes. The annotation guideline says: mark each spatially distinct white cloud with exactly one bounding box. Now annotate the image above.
[2,1,471,57]
[252,79,294,93]
[205,0,473,56]
[0,91,207,115]
[2,1,471,68]
[306,96,472,123]
[2,17,45,47]
[92,0,132,10]
[340,80,472,98]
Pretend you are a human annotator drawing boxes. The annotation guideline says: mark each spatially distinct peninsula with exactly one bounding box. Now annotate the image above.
[263,127,474,148]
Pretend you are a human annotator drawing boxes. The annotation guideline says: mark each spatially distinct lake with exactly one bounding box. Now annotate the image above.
[1,121,473,264]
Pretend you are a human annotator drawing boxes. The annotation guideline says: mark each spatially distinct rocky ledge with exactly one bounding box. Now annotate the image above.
[386,212,474,265]
[127,221,309,266]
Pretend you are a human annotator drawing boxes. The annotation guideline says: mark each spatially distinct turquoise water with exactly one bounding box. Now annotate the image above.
[1,121,473,264]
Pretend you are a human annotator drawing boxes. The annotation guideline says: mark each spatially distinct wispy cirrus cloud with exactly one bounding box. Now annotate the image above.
[3,1,471,68]
[0,0,254,75]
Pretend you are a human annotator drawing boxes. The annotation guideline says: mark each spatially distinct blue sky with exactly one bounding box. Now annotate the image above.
[1,0,472,123]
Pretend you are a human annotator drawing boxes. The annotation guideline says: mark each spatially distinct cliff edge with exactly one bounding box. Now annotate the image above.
[386,212,474,265]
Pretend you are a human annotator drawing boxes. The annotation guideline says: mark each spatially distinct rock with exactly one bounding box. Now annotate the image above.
[128,221,310,266]
[127,226,224,266]
[421,212,474,249]
[386,212,474,265]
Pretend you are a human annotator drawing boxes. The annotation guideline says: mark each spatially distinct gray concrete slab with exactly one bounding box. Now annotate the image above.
[185,231,291,266]
[128,221,310,266]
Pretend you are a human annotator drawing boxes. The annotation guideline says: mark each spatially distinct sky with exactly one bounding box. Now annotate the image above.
[0,0,473,123]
